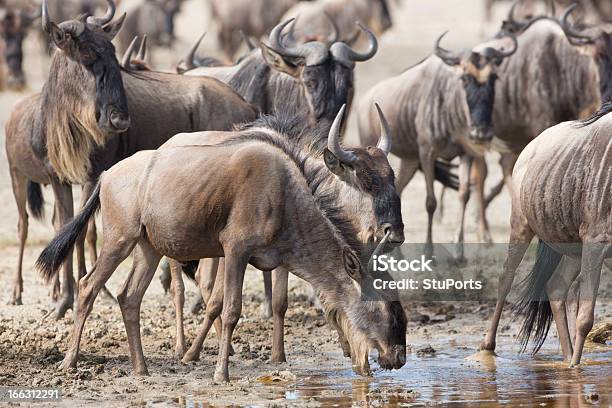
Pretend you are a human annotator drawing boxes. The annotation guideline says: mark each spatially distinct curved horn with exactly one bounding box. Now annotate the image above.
[87,0,116,26]
[327,104,356,164]
[121,36,138,68]
[240,30,255,51]
[323,12,339,44]
[184,32,206,71]
[138,34,148,61]
[560,3,595,44]
[507,0,519,24]
[330,22,378,65]
[374,103,391,156]
[497,32,518,57]
[434,31,461,66]
[269,18,307,58]
[42,0,52,33]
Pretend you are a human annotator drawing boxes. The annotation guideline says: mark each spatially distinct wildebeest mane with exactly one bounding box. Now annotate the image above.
[577,101,612,127]
[218,122,362,255]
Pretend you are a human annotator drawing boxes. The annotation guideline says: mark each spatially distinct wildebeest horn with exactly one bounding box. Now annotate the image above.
[183,32,206,71]
[138,35,148,61]
[323,12,339,44]
[121,36,139,68]
[507,0,520,24]
[42,0,52,33]
[330,22,378,66]
[375,103,391,156]
[327,104,356,164]
[87,0,116,26]
[560,4,595,44]
[240,30,255,51]
[547,0,556,17]
[434,31,461,66]
[269,18,307,59]
[490,32,518,58]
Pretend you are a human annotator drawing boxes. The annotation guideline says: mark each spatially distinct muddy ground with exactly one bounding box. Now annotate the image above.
[0,0,610,406]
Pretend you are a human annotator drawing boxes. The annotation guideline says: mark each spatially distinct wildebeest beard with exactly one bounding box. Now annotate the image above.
[462,73,497,131]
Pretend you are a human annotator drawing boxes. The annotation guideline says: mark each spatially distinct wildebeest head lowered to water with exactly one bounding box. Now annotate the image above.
[434,31,518,144]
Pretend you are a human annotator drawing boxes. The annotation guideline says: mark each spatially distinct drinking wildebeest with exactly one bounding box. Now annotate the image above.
[208,0,304,59]
[358,31,517,260]
[480,103,611,366]
[5,0,256,315]
[0,3,39,90]
[161,104,405,362]
[115,0,183,54]
[281,0,392,47]
[180,18,378,318]
[36,108,408,381]
[481,7,611,211]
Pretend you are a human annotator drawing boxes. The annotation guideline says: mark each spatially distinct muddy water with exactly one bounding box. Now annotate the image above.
[181,344,611,407]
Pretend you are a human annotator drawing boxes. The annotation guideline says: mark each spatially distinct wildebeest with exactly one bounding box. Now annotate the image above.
[481,9,611,210]
[480,103,611,366]
[5,0,256,316]
[208,0,304,59]
[185,18,378,124]
[36,109,408,381]
[0,3,39,90]
[161,104,405,362]
[358,32,517,259]
[115,0,183,54]
[281,0,392,47]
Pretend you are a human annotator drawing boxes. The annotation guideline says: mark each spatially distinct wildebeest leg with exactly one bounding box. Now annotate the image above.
[261,270,273,319]
[569,242,606,367]
[50,206,60,301]
[182,259,225,363]
[159,258,171,294]
[419,149,437,258]
[473,156,492,245]
[116,239,162,375]
[500,153,517,201]
[84,214,113,301]
[454,154,473,263]
[168,259,186,358]
[60,237,135,370]
[271,267,289,363]
[214,250,248,382]
[51,180,75,319]
[437,186,446,222]
[480,216,534,351]
[8,168,27,305]
[395,159,419,195]
[75,183,95,300]
[546,256,581,362]
[196,258,227,350]
[566,277,580,347]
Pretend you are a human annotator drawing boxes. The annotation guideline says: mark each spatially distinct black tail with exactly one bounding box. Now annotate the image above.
[26,181,45,221]
[181,260,199,281]
[513,239,562,354]
[36,182,101,283]
[432,159,459,190]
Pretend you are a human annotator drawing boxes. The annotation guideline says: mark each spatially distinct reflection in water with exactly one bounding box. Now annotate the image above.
[181,345,611,407]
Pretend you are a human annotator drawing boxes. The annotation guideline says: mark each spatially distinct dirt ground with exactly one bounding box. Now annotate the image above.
[0,0,610,406]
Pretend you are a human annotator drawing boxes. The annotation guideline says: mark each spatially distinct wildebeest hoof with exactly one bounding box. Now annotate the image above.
[7,296,22,306]
[58,356,77,371]
[133,367,150,376]
[53,298,74,320]
[213,368,229,383]
[175,347,185,359]
[271,352,287,363]
[479,340,496,352]
[181,349,200,363]
[189,299,203,315]
[228,344,235,356]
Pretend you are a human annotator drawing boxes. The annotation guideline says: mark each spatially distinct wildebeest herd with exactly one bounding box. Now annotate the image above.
[0,0,610,388]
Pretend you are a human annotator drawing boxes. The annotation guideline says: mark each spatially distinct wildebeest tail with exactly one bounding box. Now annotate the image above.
[36,182,101,283]
[432,159,459,190]
[513,239,561,354]
[182,261,199,281]
[27,180,45,221]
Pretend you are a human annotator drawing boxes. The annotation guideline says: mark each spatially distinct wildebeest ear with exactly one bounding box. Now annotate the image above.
[102,12,126,40]
[323,148,347,176]
[260,42,302,78]
[48,23,68,49]
[343,247,362,282]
